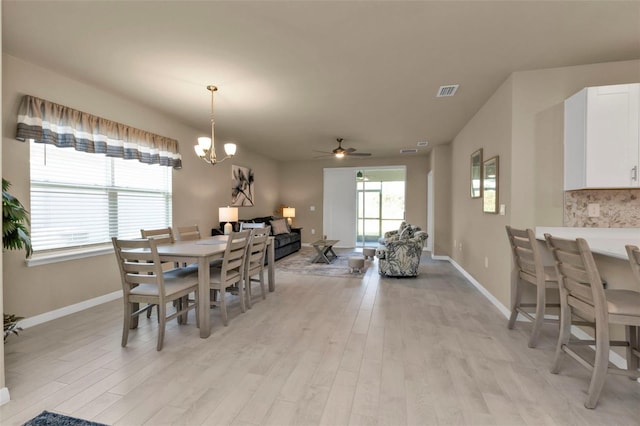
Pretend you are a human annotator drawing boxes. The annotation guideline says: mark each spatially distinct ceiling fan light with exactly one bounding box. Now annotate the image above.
[224,143,237,156]
[198,136,212,150]
[335,152,345,158]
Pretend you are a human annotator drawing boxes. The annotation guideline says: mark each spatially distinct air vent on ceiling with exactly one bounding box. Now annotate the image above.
[436,84,459,97]
[417,141,429,147]
[400,148,418,154]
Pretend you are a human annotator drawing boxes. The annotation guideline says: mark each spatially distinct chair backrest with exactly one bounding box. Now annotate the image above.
[246,226,271,275]
[176,224,201,241]
[221,230,251,284]
[112,237,167,298]
[625,244,640,284]
[140,227,174,244]
[544,234,607,317]
[505,226,545,285]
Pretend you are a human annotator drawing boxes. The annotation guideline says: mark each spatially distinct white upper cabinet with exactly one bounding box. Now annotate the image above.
[564,83,640,190]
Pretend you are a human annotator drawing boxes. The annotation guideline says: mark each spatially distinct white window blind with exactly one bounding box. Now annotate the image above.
[30,141,172,252]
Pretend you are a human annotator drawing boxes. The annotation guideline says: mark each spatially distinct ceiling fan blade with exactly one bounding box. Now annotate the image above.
[344,147,357,153]
[347,152,372,157]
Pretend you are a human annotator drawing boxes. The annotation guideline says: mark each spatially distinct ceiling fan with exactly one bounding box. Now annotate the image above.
[314,138,372,159]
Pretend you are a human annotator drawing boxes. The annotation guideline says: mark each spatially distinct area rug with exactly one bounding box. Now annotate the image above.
[275,246,371,278]
[22,411,107,426]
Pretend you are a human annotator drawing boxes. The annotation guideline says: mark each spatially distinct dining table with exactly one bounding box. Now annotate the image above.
[155,235,276,338]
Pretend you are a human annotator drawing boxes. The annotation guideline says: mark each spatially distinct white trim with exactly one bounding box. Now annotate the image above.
[448,257,512,318]
[447,257,629,370]
[0,388,10,406]
[26,244,113,267]
[18,290,122,329]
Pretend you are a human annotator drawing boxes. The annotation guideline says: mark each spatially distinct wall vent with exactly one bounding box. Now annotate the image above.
[436,84,459,97]
[400,148,418,154]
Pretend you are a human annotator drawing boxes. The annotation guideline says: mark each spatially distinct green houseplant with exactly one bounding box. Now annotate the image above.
[3,178,32,341]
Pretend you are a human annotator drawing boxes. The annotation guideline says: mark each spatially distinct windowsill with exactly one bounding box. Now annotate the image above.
[26,244,114,267]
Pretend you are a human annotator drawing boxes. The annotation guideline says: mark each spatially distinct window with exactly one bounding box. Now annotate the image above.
[356,168,406,246]
[30,141,172,252]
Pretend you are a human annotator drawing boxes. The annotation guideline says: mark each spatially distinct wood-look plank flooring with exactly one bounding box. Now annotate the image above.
[1,255,638,425]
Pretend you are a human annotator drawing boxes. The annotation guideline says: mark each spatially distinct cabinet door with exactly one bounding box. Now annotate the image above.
[585,84,639,188]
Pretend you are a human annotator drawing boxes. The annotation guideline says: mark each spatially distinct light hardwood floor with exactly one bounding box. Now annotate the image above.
[1,255,638,425]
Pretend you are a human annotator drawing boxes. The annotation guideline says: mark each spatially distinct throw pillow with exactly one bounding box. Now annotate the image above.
[270,218,290,235]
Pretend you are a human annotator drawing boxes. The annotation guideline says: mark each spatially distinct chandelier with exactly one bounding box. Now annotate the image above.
[194,85,237,165]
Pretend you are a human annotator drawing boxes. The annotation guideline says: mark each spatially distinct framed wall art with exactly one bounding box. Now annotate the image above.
[470,148,482,198]
[231,165,255,206]
[482,155,499,214]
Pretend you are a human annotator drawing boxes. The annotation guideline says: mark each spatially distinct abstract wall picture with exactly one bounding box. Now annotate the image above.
[231,165,254,206]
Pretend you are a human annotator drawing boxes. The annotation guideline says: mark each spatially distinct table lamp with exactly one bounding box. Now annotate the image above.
[283,207,295,226]
[219,206,238,235]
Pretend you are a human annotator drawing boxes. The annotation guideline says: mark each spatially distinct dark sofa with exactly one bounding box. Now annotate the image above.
[212,216,301,262]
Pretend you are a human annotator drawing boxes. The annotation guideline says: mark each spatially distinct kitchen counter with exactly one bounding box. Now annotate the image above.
[535,227,640,260]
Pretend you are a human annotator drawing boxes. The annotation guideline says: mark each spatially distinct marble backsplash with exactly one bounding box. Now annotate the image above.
[564,189,640,227]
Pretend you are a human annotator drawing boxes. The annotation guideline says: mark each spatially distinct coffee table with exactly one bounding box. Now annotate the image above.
[311,239,339,263]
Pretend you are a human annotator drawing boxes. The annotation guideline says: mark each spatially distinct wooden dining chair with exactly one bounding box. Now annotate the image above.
[623,245,640,374]
[140,227,178,317]
[112,237,199,351]
[244,226,271,309]
[505,226,560,347]
[176,224,201,241]
[544,234,640,408]
[209,230,251,326]
[140,227,174,244]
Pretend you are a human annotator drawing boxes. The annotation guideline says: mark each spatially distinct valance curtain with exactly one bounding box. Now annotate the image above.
[16,95,182,169]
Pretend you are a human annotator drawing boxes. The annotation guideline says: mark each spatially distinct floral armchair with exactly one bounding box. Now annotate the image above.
[376,230,428,277]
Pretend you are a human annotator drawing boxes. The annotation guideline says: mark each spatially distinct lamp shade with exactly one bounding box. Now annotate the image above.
[219,206,238,223]
[224,143,237,156]
[283,207,295,218]
[198,136,212,150]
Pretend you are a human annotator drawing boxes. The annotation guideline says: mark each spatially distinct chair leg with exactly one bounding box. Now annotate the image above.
[194,290,200,329]
[238,280,246,313]
[528,282,546,348]
[122,301,132,347]
[551,298,571,374]
[585,323,610,409]
[259,269,266,300]
[246,276,253,310]
[625,325,639,378]
[508,278,523,329]
[157,302,167,351]
[220,289,228,326]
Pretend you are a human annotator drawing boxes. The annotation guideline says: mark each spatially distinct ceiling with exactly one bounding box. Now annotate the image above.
[3,1,640,162]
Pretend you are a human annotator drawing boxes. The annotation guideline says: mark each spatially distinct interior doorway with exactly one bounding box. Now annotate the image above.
[356,167,406,247]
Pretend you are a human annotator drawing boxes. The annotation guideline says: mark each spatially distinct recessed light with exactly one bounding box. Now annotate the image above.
[417,141,429,147]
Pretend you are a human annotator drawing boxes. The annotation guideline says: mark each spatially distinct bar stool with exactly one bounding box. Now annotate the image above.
[505,226,560,348]
[544,235,640,409]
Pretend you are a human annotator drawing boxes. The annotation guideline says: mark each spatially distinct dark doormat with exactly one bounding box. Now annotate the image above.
[22,411,108,426]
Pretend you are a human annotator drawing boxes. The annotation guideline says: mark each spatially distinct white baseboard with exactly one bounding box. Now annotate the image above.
[446,257,628,370]
[18,290,123,329]
[0,387,10,406]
